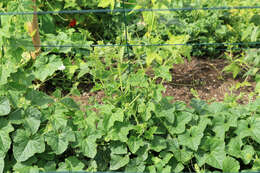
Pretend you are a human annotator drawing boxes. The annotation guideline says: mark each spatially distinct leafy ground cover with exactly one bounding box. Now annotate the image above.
[0,0,260,172]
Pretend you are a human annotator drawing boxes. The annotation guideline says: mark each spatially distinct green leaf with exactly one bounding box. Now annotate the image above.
[25,89,54,107]
[178,126,204,151]
[0,119,14,159]
[0,61,17,85]
[8,109,23,125]
[103,108,124,130]
[43,161,56,172]
[13,165,40,173]
[170,111,193,134]
[146,51,156,66]
[212,113,235,140]
[45,127,75,155]
[160,151,174,166]
[60,97,80,110]
[128,70,149,87]
[252,158,260,171]
[155,97,176,123]
[222,156,240,172]
[13,129,45,162]
[40,14,56,34]
[78,62,90,78]
[235,117,260,144]
[168,138,193,163]
[24,107,41,135]
[105,122,134,142]
[207,102,227,114]
[127,136,145,154]
[227,137,243,158]
[98,0,114,9]
[0,158,3,173]
[241,145,255,165]
[64,156,85,171]
[190,98,208,114]
[223,63,241,79]
[125,158,145,173]
[13,156,38,171]
[50,104,68,129]
[171,161,184,173]
[227,137,255,164]
[0,97,11,116]
[81,135,98,158]
[109,154,129,171]
[150,136,167,152]
[201,137,226,169]
[154,65,172,81]
[33,54,63,81]
[110,141,128,155]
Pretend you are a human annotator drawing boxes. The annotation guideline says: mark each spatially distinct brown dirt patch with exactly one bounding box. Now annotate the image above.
[163,57,256,104]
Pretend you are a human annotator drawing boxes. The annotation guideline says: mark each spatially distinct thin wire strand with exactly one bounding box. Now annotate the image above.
[0,6,260,16]
[7,41,260,48]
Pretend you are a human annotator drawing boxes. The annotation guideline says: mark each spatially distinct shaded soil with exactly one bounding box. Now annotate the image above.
[69,57,256,109]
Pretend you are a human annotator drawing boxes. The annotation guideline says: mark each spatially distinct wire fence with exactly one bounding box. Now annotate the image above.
[1,6,260,15]
[0,2,260,52]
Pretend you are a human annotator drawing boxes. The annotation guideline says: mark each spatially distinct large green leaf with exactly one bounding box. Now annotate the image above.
[110,141,128,155]
[25,89,54,107]
[0,119,14,158]
[24,107,41,135]
[241,145,255,165]
[178,126,204,151]
[190,99,208,115]
[109,154,129,171]
[222,156,240,172]
[227,137,243,158]
[13,129,45,162]
[251,158,260,171]
[207,102,227,114]
[50,104,68,129]
[125,158,145,173]
[81,135,98,158]
[45,127,75,155]
[212,113,236,140]
[168,138,193,163]
[127,70,149,87]
[62,156,85,171]
[154,65,172,81]
[150,136,167,152]
[200,137,226,169]
[235,117,260,144]
[105,122,134,142]
[0,60,17,85]
[227,137,255,164]
[127,136,145,154]
[103,108,124,131]
[33,54,63,81]
[0,97,11,116]
[125,145,148,172]
[8,109,23,125]
[170,111,193,134]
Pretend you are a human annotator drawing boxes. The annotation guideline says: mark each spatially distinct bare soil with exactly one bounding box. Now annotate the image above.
[163,57,256,104]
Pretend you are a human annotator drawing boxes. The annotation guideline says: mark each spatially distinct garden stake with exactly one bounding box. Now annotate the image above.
[26,0,41,59]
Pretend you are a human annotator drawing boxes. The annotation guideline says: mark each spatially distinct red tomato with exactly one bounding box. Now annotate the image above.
[69,19,76,27]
